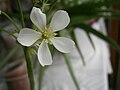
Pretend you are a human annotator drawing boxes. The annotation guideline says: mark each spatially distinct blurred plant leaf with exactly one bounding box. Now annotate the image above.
[17,0,25,28]
[64,54,80,90]
[70,30,86,65]
[64,0,120,9]
[86,32,95,50]
[38,65,47,90]
[64,0,120,20]
[70,23,120,54]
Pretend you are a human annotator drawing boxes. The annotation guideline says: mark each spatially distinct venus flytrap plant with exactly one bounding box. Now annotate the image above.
[17,7,75,66]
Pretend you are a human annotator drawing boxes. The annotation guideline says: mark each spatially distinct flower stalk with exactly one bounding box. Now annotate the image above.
[17,0,25,28]
[38,66,46,90]
[24,47,35,90]
[70,30,85,65]
[17,0,35,90]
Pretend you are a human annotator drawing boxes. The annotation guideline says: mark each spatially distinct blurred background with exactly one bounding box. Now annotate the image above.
[0,0,120,90]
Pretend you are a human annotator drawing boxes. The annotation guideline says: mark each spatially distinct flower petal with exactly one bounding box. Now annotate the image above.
[50,10,70,32]
[30,7,46,30]
[17,28,41,46]
[52,37,75,53]
[38,41,53,66]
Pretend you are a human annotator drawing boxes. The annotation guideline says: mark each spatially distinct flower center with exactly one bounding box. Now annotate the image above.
[42,30,52,39]
[42,27,56,44]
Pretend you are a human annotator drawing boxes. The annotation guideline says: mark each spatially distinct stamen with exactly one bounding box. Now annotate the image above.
[41,26,56,44]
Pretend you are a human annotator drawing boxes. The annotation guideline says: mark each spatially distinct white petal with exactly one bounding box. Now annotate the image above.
[38,41,53,66]
[17,28,41,46]
[50,10,70,32]
[52,37,75,53]
[30,7,46,30]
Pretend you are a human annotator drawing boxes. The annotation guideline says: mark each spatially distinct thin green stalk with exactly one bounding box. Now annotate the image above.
[64,54,80,90]
[24,47,35,90]
[70,31,85,65]
[70,30,85,65]
[47,0,57,15]
[17,1,34,90]
[86,32,95,50]
[32,0,40,6]
[41,0,49,12]
[17,0,25,28]
[1,11,19,32]
[38,65,46,90]
[0,45,20,69]
[41,1,46,12]
[78,23,120,54]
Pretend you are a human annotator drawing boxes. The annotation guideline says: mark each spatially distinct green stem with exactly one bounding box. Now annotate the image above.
[38,65,46,90]
[64,54,80,90]
[41,4,45,12]
[47,0,57,15]
[17,0,25,28]
[24,47,35,90]
[17,1,34,90]
[41,0,49,12]
[86,32,95,50]
[45,0,49,3]
[1,11,19,32]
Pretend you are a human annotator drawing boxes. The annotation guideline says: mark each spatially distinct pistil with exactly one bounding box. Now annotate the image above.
[41,27,56,44]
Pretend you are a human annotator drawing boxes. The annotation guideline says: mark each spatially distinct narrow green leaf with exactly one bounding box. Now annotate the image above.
[70,30,86,65]
[86,32,95,50]
[59,29,85,65]
[17,0,25,28]
[38,65,46,90]
[72,23,120,54]
[65,0,120,12]
[64,1,120,19]
[64,54,80,90]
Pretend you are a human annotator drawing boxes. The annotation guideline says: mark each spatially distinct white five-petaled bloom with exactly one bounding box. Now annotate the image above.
[17,7,75,66]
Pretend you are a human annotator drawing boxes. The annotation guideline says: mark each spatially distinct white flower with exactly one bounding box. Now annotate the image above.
[17,7,75,66]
